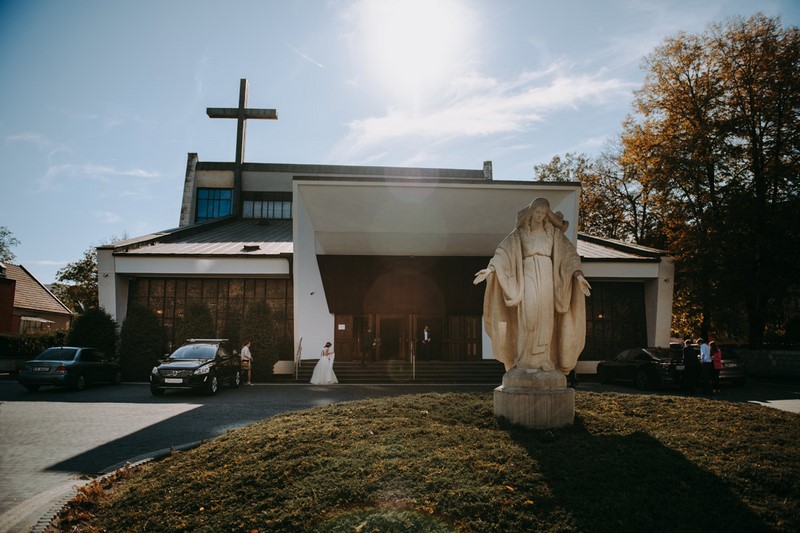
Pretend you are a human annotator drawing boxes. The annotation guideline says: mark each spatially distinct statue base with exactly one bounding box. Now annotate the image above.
[493,368,574,429]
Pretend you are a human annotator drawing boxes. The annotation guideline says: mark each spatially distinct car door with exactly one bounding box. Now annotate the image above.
[216,346,233,382]
[78,349,100,384]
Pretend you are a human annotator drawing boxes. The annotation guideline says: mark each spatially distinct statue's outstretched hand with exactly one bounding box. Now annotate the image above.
[474,268,492,285]
[577,275,592,297]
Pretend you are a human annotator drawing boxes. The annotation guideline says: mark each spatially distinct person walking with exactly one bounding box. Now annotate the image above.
[240,341,253,385]
[698,338,713,395]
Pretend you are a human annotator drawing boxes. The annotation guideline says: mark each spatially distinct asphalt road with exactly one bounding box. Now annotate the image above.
[0,376,798,532]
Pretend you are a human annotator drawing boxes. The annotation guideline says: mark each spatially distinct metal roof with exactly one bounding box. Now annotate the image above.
[117,219,292,256]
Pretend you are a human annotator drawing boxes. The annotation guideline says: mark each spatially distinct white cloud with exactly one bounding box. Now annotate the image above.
[333,65,634,161]
[37,163,162,192]
[94,211,122,224]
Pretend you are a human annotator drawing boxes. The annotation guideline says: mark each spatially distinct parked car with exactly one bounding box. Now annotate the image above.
[713,345,746,386]
[150,339,241,396]
[17,347,122,392]
[597,347,683,390]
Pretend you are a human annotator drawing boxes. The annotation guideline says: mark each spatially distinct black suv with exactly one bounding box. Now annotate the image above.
[150,339,241,396]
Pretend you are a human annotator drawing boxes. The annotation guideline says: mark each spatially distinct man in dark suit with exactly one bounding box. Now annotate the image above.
[420,325,432,360]
[681,338,699,394]
[360,327,374,366]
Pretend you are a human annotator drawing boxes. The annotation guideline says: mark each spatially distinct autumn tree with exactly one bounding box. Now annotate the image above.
[533,147,660,246]
[51,234,128,314]
[622,14,800,343]
[51,248,98,313]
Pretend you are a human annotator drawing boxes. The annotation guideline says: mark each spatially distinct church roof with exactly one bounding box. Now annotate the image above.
[107,217,667,263]
[110,218,292,257]
[4,264,73,316]
[577,233,666,261]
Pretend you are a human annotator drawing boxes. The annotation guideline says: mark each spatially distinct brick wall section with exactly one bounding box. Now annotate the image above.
[738,348,800,379]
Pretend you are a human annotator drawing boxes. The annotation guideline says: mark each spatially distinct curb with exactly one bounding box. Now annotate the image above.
[25,441,205,533]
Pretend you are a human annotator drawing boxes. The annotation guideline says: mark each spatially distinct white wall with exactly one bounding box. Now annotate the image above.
[292,184,335,361]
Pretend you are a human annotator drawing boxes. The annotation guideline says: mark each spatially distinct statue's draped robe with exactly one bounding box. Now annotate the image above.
[483,225,586,373]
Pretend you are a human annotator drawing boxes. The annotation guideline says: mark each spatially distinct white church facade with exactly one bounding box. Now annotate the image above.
[97,80,674,376]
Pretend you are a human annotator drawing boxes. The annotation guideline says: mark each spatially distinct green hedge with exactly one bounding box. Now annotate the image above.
[0,330,69,359]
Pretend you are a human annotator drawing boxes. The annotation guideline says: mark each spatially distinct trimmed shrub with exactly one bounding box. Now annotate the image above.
[119,305,167,381]
[173,301,215,345]
[240,301,280,382]
[66,308,117,357]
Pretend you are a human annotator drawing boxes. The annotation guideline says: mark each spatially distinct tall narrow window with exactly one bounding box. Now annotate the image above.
[196,188,233,222]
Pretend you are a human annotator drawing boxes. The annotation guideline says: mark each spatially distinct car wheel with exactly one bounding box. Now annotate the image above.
[598,365,610,384]
[150,384,165,396]
[205,374,219,395]
[635,369,651,390]
[24,384,40,392]
[73,374,86,391]
[231,370,242,388]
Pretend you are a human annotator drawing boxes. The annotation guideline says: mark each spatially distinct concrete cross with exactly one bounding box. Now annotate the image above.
[207,78,278,216]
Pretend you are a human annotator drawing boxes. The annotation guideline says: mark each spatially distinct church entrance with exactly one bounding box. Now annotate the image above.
[320,255,488,362]
[376,315,405,360]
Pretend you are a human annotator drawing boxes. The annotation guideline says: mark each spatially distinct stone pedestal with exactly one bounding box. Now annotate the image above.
[493,368,574,429]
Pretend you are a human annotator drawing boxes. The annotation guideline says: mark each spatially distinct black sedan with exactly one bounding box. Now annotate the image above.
[597,347,683,390]
[150,339,241,396]
[17,347,122,392]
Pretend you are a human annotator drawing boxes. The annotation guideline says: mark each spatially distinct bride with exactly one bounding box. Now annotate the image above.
[310,342,338,385]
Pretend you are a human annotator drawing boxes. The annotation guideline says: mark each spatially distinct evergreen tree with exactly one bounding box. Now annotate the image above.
[119,305,167,380]
[66,307,117,357]
[174,301,215,344]
[240,301,280,382]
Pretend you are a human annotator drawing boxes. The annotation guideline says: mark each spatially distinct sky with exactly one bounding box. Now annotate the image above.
[1,0,798,284]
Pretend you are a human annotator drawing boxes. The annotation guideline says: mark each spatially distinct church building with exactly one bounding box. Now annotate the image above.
[97,80,674,376]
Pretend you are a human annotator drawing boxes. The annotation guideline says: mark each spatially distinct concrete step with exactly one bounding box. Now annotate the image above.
[292,360,505,384]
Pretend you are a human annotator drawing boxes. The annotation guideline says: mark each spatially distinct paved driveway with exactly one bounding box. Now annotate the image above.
[0,376,797,532]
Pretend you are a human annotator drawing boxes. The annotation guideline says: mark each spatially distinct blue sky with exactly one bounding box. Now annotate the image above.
[1,0,798,284]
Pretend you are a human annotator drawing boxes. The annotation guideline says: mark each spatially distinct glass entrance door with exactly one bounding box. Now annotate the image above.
[377,316,404,360]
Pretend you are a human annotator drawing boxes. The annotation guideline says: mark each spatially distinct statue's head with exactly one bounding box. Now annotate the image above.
[517,197,551,229]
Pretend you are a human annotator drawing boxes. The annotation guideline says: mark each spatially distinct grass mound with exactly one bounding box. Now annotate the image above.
[52,392,799,532]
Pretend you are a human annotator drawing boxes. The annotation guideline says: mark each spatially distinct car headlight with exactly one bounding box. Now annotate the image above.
[151,366,159,376]
[194,365,211,375]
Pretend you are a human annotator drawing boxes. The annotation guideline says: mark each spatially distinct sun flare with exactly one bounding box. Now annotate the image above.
[355,0,476,106]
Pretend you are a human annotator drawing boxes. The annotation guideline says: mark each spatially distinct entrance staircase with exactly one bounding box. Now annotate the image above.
[291,359,506,384]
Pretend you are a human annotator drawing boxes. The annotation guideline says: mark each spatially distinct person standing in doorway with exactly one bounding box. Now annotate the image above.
[241,341,253,385]
[420,325,432,360]
[361,328,374,367]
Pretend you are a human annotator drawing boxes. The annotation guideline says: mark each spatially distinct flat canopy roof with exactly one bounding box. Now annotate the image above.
[295,178,582,257]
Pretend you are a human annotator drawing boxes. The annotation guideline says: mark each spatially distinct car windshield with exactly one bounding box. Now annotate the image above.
[35,348,78,361]
[169,344,217,360]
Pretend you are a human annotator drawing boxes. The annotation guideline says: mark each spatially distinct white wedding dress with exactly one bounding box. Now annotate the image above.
[310,352,338,384]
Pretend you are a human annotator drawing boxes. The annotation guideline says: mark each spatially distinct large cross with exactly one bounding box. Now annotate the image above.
[207,78,278,217]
